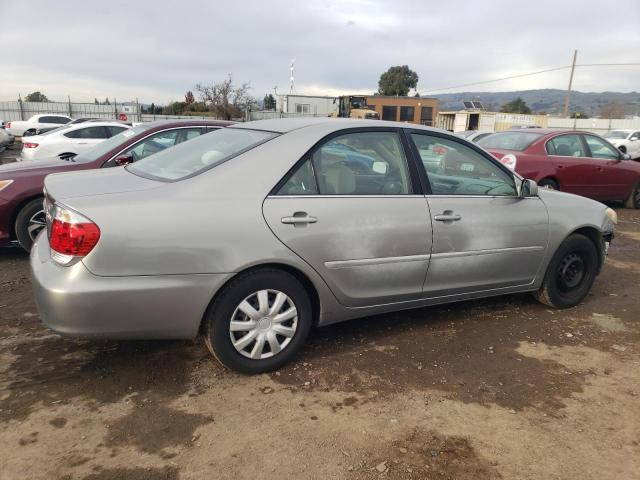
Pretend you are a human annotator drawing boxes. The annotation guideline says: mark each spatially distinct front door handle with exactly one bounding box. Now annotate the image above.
[281,213,317,225]
[434,211,462,222]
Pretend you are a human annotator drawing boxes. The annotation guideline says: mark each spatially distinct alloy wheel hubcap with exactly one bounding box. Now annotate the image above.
[557,252,585,291]
[229,289,298,360]
[27,209,47,241]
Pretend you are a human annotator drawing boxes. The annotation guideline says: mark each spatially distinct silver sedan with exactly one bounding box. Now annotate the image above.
[31,118,617,373]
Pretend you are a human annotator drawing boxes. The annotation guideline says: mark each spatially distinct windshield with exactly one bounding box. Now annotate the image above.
[477,131,543,151]
[604,130,629,139]
[72,124,147,163]
[128,128,278,181]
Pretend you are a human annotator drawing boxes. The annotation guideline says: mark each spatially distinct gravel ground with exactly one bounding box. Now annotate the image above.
[0,181,638,479]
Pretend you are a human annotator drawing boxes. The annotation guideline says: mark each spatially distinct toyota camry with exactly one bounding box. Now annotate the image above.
[31,118,617,373]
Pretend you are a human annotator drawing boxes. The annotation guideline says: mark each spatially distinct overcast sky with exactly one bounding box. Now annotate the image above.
[1,0,639,104]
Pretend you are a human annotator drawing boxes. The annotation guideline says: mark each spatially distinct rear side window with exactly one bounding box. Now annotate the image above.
[41,116,70,124]
[128,128,277,181]
[106,126,128,137]
[546,134,587,157]
[278,131,411,195]
[64,126,108,139]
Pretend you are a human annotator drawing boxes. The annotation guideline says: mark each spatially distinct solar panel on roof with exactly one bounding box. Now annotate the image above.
[463,101,474,109]
[472,101,484,109]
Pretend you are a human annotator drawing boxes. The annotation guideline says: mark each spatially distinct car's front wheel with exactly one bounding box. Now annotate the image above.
[538,178,559,190]
[15,198,46,251]
[203,269,312,373]
[533,233,599,308]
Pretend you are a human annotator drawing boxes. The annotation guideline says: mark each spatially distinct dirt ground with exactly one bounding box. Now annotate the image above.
[0,158,638,479]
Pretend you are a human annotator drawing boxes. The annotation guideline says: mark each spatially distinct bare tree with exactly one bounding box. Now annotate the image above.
[195,74,257,120]
[599,102,626,119]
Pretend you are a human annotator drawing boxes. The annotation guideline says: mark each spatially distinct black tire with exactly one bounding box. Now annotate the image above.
[533,234,599,309]
[538,178,559,190]
[624,180,640,209]
[15,198,46,251]
[22,129,36,137]
[203,269,312,374]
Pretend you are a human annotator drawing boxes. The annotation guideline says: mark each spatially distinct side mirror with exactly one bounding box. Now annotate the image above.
[520,178,538,198]
[114,154,133,166]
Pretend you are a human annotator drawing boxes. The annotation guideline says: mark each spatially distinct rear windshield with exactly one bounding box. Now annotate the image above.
[127,128,278,181]
[477,131,543,151]
[604,130,628,139]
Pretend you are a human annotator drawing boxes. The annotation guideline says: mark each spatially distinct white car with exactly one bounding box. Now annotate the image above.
[5,114,72,137]
[20,122,131,161]
[604,130,640,159]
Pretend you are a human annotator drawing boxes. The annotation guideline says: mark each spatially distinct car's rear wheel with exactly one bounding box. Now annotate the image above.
[533,233,599,308]
[624,180,640,209]
[22,129,36,137]
[538,178,559,190]
[15,198,46,251]
[203,269,312,373]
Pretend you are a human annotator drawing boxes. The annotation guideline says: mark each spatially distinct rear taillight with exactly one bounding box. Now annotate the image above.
[499,153,517,170]
[23,142,39,148]
[48,204,100,265]
[6,122,11,129]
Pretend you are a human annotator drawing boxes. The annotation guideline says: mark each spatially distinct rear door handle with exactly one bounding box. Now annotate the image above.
[434,212,461,222]
[281,214,317,225]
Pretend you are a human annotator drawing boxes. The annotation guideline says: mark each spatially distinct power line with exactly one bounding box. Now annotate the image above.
[420,62,640,94]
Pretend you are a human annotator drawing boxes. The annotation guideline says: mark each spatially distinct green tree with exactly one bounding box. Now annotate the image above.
[24,91,49,102]
[94,98,99,105]
[377,65,418,96]
[499,97,531,114]
[263,93,276,110]
[149,102,156,114]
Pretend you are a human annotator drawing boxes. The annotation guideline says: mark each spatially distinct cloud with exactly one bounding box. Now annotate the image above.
[0,0,638,103]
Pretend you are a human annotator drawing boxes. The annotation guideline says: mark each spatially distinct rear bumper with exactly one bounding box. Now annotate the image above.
[30,234,232,339]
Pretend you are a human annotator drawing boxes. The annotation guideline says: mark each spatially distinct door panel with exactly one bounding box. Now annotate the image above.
[407,131,549,297]
[263,197,432,307]
[424,196,548,296]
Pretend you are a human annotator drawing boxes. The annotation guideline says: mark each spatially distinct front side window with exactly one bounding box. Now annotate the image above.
[584,135,620,160]
[411,133,517,196]
[546,134,587,157]
[630,132,640,140]
[278,131,411,196]
[128,128,277,181]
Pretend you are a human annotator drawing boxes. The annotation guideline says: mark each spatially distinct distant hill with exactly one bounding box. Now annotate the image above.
[430,89,640,116]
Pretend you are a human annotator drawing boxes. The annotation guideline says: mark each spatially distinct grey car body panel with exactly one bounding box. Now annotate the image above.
[34,118,613,338]
[263,195,433,307]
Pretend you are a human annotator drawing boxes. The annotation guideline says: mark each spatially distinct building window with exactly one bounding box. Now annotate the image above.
[420,106,433,125]
[382,106,397,121]
[295,104,310,114]
[399,106,415,122]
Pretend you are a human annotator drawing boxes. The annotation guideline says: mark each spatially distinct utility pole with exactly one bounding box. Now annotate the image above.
[563,50,578,118]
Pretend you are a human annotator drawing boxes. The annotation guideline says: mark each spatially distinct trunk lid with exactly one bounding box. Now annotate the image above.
[44,166,162,200]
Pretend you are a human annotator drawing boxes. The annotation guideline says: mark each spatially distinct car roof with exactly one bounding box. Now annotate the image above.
[232,117,448,134]
[143,119,235,130]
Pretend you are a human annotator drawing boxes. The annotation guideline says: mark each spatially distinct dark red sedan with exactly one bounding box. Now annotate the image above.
[478,129,640,207]
[0,119,233,250]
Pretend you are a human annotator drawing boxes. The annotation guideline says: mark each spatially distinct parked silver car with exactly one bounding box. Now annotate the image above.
[31,118,617,373]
